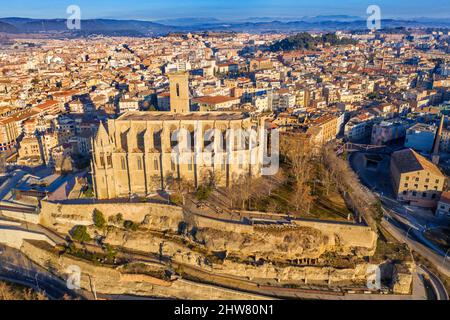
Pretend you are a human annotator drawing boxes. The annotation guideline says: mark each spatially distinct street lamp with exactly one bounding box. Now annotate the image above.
[405,226,413,243]
[442,248,450,270]
[34,273,40,291]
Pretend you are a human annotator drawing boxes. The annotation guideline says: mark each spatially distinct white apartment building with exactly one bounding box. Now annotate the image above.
[252,95,270,112]
[119,99,140,113]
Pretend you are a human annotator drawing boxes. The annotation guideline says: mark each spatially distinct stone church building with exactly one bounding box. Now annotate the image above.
[91,72,267,199]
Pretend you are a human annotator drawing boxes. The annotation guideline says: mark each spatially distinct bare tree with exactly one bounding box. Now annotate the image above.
[281,134,315,214]
[170,178,193,205]
[321,142,379,232]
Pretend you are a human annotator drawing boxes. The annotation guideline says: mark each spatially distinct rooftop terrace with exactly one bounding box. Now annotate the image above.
[117,111,249,122]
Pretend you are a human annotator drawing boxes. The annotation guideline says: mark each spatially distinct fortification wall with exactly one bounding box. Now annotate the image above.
[193,214,377,257]
[39,200,377,259]
[39,200,184,234]
[214,259,370,284]
[292,220,377,252]
[194,214,376,248]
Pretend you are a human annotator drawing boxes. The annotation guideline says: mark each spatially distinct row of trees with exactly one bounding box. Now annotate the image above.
[280,134,316,214]
[320,142,381,232]
[278,134,381,229]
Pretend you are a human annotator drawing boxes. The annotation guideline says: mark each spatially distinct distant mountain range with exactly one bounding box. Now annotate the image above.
[0,16,449,36]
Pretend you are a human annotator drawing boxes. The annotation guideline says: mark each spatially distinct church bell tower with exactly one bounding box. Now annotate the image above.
[168,72,190,113]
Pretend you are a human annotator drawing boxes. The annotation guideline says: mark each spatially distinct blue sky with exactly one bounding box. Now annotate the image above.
[3,0,450,20]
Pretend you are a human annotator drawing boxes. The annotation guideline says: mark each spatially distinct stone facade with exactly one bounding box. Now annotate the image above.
[91,72,266,199]
[391,148,445,208]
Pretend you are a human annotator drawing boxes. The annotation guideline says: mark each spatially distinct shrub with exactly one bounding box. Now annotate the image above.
[83,187,94,198]
[108,213,123,225]
[123,220,139,231]
[104,244,117,260]
[195,185,212,201]
[93,209,106,229]
[170,193,183,205]
[70,225,91,243]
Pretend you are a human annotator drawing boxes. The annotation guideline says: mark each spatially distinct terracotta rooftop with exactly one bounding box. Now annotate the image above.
[310,114,337,125]
[391,148,443,176]
[192,96,239,105]
[52,90,80,98]
[439,191,450,205]
[34,100,59,111]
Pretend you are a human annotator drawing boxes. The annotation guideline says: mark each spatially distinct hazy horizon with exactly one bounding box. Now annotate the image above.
[2,0,450,21]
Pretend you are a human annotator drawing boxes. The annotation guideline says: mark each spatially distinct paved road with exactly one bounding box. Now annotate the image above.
[383,206,450,265]
[382,216,450,279]
[350,150,450,255]
[418,265,449,300]
[0,244,84,300]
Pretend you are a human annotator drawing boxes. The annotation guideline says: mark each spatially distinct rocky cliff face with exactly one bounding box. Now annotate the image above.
[215,260,370,285]
[39,201,183,234]
[38,201,378,290]
[101,226,374,287]
[104,228,212,269]
[20,240,269,300]
[195,226,330,260]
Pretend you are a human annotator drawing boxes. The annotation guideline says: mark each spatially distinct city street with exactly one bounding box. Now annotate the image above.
[0,244,83,299]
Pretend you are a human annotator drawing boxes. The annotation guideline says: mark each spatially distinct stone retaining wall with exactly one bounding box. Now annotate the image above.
[20,240,270,300]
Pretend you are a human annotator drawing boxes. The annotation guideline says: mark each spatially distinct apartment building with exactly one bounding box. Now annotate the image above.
[344,113,375,142]
[119,98,140,113]
[307,115,339,144]
[371,120,409,146]
[435,191,450,218]
[192,96,241,111]
[404,123,437,153]
[391,148,445,208]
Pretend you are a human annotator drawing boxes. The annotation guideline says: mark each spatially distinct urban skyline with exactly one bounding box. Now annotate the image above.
[0,0,449,307]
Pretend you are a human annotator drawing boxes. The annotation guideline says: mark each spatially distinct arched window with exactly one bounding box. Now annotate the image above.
[120,131,128,151]
[221,130,227,152]
[176,83,180,97]
[188,129,195,151]
[170,127,179,150]
[137,131,145,151]
[204,127,214,151]
[99,152,105,167]
[153,130,162,152]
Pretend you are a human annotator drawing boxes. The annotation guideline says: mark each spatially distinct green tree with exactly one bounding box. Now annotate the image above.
[269,32,357,52]
[93,209,106,229]
[71,225,91,243]
[83,186,94,198]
